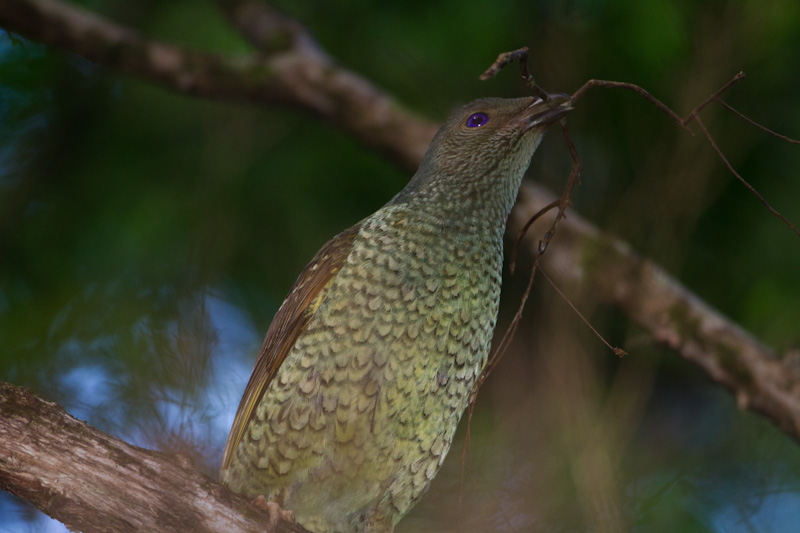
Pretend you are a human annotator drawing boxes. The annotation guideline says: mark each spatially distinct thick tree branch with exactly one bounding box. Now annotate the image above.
[0,0,438,170]
[511,183,800,442]
[0,382,309,533]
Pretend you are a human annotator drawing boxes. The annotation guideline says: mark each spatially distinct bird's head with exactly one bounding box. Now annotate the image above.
[398,94,573,214]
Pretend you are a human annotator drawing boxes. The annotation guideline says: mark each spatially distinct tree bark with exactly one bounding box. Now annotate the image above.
[0,382,309,533]
[511,183,800,441]
[0,0,438,171]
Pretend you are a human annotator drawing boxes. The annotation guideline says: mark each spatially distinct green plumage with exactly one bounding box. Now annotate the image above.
[221,95,572,532]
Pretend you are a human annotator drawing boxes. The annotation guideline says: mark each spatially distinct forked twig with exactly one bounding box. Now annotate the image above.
[464,47,800,468]
[470,49,634,403]
[473,119,585,394]
[680,71,746,126]
[572,72,799,239]
[480,47,552,102]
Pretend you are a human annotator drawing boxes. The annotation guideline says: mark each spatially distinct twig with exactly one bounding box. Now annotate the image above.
[480,46,553,102]
[573,72,800,239]
[509,199,560,274]
[571,79,691,132]
[474,119,584,392]
[509,181,800,445]
[540,268,627,358]
[692,112,800,238]
[717,100,800,144]
[680,71,746,126]
[473,52,800,397]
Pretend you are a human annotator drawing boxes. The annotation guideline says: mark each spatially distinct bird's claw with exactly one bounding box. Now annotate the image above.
[252,495,296,526]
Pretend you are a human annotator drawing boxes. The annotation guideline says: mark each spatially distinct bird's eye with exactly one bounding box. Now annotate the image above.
[466,112,488,128]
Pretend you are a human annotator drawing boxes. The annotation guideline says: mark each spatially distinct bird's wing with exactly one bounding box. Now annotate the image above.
[221,223,361,470]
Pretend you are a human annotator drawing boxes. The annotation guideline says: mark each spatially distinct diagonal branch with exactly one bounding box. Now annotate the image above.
[510,183,800,443]
[0,0,438,171]
[0,382,310,533]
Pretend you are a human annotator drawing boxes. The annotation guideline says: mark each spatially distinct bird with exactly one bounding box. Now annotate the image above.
[220,93,573,532]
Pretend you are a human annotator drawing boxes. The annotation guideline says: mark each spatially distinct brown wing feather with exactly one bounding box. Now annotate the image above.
[221,223,361,470]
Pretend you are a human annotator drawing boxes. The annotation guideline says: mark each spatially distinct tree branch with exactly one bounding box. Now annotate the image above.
[0,382,309,533]
[511,183,800,442]
[0,0,438,171]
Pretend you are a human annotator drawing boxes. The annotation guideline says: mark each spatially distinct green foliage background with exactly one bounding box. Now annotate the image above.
[2,0,800,531]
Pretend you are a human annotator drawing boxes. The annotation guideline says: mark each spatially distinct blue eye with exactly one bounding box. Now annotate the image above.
[466,112,488,128]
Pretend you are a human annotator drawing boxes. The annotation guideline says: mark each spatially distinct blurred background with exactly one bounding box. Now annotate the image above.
[2,0,800,531]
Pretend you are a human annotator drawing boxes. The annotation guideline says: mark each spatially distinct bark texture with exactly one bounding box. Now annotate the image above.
[0,382,309,533]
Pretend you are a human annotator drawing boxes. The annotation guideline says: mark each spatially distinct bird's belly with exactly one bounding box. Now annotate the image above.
[225,219,504,531]
[280,305,491,530]
[226,284,496,531]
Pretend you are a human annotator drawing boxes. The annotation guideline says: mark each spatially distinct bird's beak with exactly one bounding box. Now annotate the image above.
[519,93,573,131]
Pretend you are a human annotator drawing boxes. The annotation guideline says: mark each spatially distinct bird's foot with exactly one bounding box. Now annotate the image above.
[252,495,296,526]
